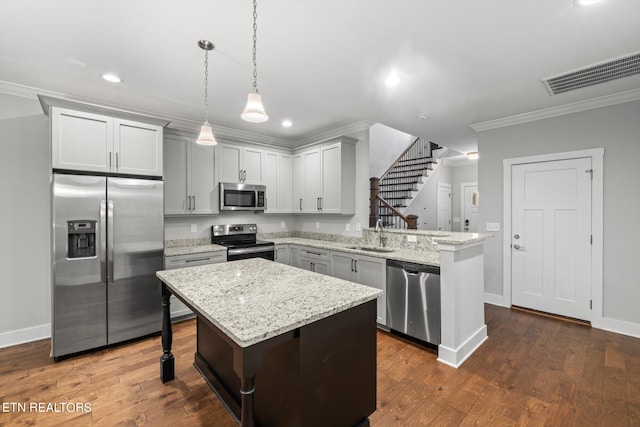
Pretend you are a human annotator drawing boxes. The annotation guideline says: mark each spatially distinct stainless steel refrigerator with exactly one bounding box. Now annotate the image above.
[52,173,164,359]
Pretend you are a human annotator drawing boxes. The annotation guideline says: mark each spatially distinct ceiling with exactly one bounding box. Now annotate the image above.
[1,0,639,153]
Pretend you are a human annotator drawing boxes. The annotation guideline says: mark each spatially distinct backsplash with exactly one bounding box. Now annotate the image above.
[259,231,360,245]
[361,228,448,252]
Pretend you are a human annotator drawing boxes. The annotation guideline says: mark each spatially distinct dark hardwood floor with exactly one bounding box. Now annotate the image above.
[1,304,639,426]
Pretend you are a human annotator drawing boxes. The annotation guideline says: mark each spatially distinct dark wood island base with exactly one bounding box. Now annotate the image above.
[160,283,377,427]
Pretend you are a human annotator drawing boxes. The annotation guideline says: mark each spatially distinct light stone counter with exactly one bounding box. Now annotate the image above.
[164,230,493,265]
[156,258,381,348]
[164,237,226,257]
[269,237,441,266]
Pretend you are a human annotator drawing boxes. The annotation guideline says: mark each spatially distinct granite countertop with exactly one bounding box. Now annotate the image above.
[269,237,441,266]
[164,244,226,257]
[164,230,493,266]
[164,238,226,257]
[156,258,382,348]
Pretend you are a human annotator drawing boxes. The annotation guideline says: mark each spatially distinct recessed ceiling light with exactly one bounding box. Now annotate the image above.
[385,72,400,87]
[573,0,604,6]
[417,113,428,120]
[282,120,293,127]
[102,73,122,83]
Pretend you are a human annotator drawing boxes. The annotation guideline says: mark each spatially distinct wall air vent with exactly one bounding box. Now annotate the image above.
[542,52,640,95]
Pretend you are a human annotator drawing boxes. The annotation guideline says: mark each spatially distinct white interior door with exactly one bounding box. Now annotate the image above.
[511,158,592,321]
[437,183,451,231]
[462,183,479,232]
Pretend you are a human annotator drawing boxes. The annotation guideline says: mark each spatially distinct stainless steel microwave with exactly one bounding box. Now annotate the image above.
[219,182,266,211]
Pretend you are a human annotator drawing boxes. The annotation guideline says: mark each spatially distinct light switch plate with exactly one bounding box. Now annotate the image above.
[315,222,320,229]
[280,221,286,229]
[486,222,500,232]
[453,217,461,223]
[345,223,351,231]
[407,235,417,243]
[190,224,197,233]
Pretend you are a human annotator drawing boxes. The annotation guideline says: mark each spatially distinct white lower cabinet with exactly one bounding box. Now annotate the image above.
[296,246,331,274]
[164,251,227,318]
[274,245,290,265]
[331,251,387,325]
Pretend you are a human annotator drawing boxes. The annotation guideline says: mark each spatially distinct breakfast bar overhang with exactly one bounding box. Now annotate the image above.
[156,259,382,427]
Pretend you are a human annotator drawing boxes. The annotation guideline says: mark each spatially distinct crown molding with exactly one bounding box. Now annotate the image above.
[0,80,295,147]
[470,88,640,132]
[295,120,374,147]
[0,80,373,149]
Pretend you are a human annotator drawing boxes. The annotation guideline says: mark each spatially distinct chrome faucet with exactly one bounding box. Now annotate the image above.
[375,219,387,247]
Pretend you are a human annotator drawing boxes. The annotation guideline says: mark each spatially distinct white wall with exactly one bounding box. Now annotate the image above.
[368,123,414,178]
[450,164,478,232]
[477,100,640,327]
[404,164,452,230]
[0,94,51,345]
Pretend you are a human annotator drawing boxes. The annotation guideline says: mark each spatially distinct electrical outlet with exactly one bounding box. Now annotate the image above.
[190,224,197,233]
[486,222,500,232]
[356,223,362,232]
[280,221,286,229]
[315,222,320,229]
[345,223,351,231]
[407,235,417,243]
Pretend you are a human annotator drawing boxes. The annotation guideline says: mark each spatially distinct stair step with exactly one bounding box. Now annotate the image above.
[397,157,436,165]
[385,169,423,179]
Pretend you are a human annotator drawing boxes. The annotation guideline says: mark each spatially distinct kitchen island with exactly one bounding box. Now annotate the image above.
[156,258,382,427]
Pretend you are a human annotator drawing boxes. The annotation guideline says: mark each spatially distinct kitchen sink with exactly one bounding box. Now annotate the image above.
[347,246,395,253]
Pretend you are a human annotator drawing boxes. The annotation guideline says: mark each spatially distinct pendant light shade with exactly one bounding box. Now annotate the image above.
[241,0,268,123]
[241,92,268,123]
[196,123,216,145]
[196,40,218,145]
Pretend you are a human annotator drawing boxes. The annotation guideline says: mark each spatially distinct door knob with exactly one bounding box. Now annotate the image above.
[513,244,525,250]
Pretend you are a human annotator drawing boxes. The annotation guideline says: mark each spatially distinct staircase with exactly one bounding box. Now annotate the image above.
[370,138,441,229]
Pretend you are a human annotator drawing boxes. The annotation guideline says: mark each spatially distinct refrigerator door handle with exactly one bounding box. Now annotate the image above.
[108,200,114,282]
[100,200,107,282]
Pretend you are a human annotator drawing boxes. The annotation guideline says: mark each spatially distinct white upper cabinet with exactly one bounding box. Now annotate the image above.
[51,107,163,177]
[164,133,217,215]
[217,143,263,184]
[113,119,163,176]
[263,151,293,213]
[293,137,356,214]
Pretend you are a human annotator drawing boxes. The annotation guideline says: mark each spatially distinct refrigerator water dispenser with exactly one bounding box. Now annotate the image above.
[67,220,96,258]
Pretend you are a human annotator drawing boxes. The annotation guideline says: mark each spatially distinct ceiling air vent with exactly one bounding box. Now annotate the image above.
[542,52,640,95]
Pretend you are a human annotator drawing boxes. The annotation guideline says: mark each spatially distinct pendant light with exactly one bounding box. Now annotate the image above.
[196,40,218,145]
[241,0,269,123]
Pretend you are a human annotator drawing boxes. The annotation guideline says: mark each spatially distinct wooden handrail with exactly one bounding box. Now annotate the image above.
[375,195,418,229]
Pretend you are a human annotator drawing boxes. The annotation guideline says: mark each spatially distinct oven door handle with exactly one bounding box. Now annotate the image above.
[227,246,275,256]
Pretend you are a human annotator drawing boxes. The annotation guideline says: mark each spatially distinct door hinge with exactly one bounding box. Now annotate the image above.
[590,235,593,245]
[590,300,592,309]
[586,169,593,180]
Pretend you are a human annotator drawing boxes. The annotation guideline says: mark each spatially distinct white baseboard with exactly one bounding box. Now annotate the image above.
[437,325,488,368]
[0,323,51,349]
[592,316,640,339]
[484,292,506,307]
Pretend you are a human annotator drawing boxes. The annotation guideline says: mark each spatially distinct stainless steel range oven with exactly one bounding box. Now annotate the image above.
[211,223,275,261]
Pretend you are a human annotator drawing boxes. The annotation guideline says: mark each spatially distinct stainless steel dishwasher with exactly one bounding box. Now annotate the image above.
[386,259,441,346]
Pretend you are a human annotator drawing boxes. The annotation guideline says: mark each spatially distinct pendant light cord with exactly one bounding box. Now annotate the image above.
[204,48,210,124]
[252,0,258,93]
